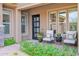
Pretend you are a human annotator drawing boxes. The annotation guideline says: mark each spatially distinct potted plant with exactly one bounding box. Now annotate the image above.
[37,32,43,42]
[56,33,62,42]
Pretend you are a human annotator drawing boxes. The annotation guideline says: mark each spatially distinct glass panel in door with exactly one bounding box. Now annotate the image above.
[32,15,40,39]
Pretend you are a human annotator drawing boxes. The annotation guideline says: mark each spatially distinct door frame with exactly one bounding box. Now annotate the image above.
[32,14,40,39]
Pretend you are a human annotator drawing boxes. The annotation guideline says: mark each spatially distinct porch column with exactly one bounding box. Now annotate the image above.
[0,3,3,25]
[15,9,21,43]
[56,12,59,33]
[66,10,69,31]
[78,4,79,54]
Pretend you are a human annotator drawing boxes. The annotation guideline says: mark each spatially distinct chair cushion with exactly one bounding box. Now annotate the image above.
[66,31,76,40]
[64,39,75,44]
[66,34,74,40]
[46,33,51,38]
[46,30,53,38]
[43,30,54,41]
[43,38,51,41]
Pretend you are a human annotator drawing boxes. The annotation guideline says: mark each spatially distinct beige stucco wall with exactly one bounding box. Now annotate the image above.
[0,4,3,25]
[2,4,25,41]
[25,3,77,39]
[77,3,79,54]
[2,6,21,42]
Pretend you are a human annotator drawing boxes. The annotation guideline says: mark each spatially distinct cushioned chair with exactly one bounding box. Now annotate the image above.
[63,31,77,44]
[43,30,54,42]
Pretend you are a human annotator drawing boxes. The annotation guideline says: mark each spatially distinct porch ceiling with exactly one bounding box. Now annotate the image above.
[16,3,77,11]
[3,3,49,10]
[16,3,49,10]
[3,3,77,10]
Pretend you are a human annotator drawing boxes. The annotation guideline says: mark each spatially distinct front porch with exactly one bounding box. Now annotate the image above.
[16,3,78,55]
[19,3,78,45]
[0,44,28,56]
[0,3,78,55]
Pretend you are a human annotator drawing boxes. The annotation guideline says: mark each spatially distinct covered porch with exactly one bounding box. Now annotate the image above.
[0,3,78,56]
[15,3,78,53]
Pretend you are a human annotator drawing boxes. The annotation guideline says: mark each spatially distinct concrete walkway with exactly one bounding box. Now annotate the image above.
[0,44,28,56]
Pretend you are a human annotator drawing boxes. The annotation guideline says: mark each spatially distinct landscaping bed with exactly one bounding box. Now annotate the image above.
[20,40,77,56]
[4,37,16,46]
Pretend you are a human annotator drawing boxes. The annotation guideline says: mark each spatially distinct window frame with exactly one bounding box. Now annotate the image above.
[68,8,77,31]
[3,8,12,35]
[58,10,67,33]
[48,7,77,33]
[48,11,57,30]
[21,13,28,35]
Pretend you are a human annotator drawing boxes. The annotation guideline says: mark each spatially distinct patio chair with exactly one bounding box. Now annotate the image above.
[43,30,55,42]
[63,31,77,45]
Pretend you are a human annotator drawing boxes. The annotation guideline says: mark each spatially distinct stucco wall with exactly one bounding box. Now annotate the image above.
[77,3,79,54]
[0,4,3,25]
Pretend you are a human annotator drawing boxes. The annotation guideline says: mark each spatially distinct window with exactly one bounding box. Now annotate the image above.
[3,9,10,34]
[68,8,77,31]
[48,8,77,33]
[21,13,28,34]
[48,12,57,30]
[58,11,67,33]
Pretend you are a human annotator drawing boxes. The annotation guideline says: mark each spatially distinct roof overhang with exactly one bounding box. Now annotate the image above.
[3,3,17,9]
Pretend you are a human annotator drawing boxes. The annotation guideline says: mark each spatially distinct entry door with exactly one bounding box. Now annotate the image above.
[32,15,40,39]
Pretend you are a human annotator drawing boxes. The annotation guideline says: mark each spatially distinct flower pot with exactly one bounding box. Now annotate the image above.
[56,36,62,42]
[37,32,43,42]
[38,39,43,42]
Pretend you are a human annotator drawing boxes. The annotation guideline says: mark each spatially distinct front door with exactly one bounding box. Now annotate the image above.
[32,15,40,40]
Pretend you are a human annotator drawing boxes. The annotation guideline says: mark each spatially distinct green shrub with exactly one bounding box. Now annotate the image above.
[56,33,61,37]
[20,40,77,56]
[4,37,16,46]
[37,32,43,42]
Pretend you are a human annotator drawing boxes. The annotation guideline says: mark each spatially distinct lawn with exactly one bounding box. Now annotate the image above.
[20,40,77,56]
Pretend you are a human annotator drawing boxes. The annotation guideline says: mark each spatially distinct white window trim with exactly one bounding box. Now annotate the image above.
[3,8,13,37]
[47,7,77,33]
[58,10,67,32]
[21,13,28,35]
[68,8,77,31]
[48,11,58,31]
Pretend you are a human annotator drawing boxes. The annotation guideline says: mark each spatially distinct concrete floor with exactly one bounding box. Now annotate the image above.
[0,44,28,56]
